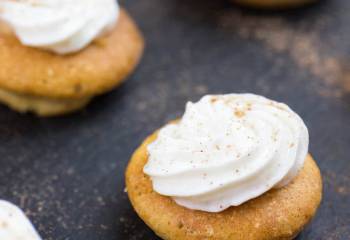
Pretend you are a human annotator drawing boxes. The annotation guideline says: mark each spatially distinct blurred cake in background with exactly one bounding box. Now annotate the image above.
[0,0,144,116]
[232,0,318,9]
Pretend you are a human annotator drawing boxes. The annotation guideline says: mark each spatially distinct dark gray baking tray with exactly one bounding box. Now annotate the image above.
[0,0,349,239]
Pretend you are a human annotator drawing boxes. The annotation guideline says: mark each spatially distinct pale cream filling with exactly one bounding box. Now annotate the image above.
[0,87,91,116]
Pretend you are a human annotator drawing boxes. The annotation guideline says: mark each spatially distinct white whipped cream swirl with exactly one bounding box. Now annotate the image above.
[0,0,119,54]
[0,200,42,240]
[144,94,309,212]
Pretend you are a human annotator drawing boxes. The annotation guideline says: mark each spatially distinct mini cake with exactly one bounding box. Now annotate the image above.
[232,0,317,9]
[0,200,42,240]
[0,0,144,116]
[126,94,322,240]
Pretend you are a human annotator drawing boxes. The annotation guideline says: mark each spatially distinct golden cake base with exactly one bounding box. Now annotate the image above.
[126,130,322,240]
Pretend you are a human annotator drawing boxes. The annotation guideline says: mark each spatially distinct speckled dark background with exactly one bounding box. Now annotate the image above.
[0,0,349,239]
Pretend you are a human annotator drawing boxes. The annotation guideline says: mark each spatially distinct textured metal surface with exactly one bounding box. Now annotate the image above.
[0,0,349,239]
